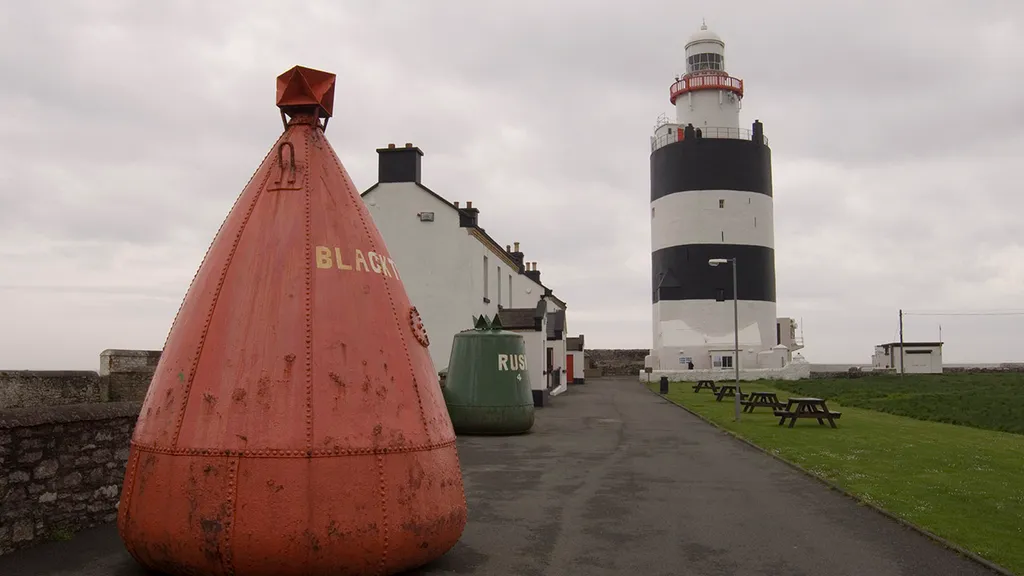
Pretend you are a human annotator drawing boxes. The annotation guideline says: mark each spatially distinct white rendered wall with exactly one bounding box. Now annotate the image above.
[546,338,566,388]
[544,295,564,312]
[510,265,545,310]
[891,347,943,374]
[568,350,585,380]
[674,90,741,130]
[653,300,778,370]
[363,184,548,372]
[362,183,466,372]
[651,190,774,251]
[514,328,546,393]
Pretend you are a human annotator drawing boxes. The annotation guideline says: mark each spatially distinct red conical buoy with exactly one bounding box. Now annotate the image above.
[117,65,467,575]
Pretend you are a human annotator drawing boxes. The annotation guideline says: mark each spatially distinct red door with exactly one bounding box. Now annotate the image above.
[566,354,574,384]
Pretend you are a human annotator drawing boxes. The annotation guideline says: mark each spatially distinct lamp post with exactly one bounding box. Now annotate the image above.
[709,257,740,422]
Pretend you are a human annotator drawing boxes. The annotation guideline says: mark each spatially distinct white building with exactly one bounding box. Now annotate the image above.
[643,22,809,382]
[360,143,574,405]
[872,342,943,374]
[566,335,586,384]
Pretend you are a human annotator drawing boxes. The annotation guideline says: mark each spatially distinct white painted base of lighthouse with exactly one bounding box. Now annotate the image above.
[639,357,810,384]
[649,300,781,369]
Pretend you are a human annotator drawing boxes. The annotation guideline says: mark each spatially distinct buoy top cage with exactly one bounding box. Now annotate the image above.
[276,65,337,132]
[471,314,505,331]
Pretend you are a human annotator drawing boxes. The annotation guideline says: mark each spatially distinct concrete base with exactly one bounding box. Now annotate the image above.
[640,360,811,382]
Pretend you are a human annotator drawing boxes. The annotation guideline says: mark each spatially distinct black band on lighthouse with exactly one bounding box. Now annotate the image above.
[652,243,776,303]
[651,139,773,202]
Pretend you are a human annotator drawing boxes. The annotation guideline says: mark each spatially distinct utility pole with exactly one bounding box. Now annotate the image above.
[732,258,740,422]
[899,308,905,378]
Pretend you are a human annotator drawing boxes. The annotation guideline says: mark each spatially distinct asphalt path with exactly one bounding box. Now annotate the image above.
[0,377,1001,575]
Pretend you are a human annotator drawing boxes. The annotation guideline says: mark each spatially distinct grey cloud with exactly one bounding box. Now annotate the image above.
[2,0,1024,369]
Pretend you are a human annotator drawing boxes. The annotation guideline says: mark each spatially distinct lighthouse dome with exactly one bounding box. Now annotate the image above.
[686,21,724,49]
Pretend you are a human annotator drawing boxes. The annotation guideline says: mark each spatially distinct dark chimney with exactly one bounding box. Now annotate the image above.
[524,261,541,285]
[510,241,525,271]
[752,120,764,144]
[458,200,479,228]
[376,142,424,184]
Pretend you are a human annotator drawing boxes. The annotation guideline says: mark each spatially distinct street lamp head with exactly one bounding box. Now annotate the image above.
[708,258,728,267]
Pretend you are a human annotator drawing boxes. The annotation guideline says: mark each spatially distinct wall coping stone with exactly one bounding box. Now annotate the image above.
[0,401,141,429]
[0,370,99,378]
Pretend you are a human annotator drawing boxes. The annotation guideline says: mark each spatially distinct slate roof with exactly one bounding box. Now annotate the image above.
[546,309,565,339]
[566,336,584,351]
[498,307,542,331]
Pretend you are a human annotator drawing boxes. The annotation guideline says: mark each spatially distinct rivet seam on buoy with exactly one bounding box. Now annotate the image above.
[145,136,280,439]
[128,438,456,458]
[303,135,314,452]
[328,143,431,439]
[223,456,239,576]
[172,157,275,447]
[156,137,280,355]
[377,452,388,576]
[118,450,142,563]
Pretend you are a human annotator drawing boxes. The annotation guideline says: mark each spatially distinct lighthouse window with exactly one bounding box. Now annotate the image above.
[687,52,723,73]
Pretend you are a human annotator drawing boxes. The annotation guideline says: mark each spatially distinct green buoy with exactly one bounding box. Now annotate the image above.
[441,314,535,435]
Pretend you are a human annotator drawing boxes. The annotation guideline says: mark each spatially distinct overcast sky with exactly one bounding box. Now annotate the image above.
[2,0,1023,370]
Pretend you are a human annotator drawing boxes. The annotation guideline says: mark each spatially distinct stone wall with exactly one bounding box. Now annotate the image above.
[0,371,106,409]
[584,349,648,377]
[0,349,160,557]
[0,349,160,410]
[100,349,161,402]
[0,402,141,555]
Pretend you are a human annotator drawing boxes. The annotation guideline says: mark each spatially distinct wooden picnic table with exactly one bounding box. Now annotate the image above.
[714,384,748,402]
[774,397,842,428]
[692,380,717,393]
[741,391,783,413]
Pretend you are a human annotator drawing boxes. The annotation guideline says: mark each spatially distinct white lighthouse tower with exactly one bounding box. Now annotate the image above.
[646,21,803,376]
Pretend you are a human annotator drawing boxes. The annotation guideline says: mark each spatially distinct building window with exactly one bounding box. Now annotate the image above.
[754,216,757,227]
[721,355,733,368]
[716,288,725,302]
[719,199,725,208]
[483,255,489,302]
[497,265,502,305]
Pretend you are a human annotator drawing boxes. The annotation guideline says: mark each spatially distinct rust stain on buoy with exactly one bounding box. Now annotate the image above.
[117,65,467,575]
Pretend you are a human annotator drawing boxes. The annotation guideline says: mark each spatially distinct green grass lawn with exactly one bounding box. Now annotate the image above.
[648,380,1024,574]
[768,373,1024,434]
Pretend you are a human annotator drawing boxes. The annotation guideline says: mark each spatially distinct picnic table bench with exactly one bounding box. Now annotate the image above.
[741,391,784,413]
[692,380,717,393]
[714,384,748,402]
[774,397,842,428]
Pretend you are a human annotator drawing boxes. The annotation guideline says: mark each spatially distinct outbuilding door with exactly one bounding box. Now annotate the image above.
[566,354,574,384]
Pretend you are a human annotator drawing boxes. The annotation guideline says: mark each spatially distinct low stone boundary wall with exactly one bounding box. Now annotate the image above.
[0,402,141,556]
